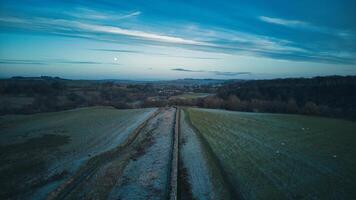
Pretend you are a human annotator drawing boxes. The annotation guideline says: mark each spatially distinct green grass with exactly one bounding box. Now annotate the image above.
[180,109,233,199]
[0,106,155,199]
[186,108,356,199]
[171,92,211,100]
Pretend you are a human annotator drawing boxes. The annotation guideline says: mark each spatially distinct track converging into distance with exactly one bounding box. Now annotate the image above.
[3,106,354,199]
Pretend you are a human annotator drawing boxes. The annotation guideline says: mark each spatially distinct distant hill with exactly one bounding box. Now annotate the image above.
[106,78,235,86]
[154,78,232,87]
[3,77,239,87]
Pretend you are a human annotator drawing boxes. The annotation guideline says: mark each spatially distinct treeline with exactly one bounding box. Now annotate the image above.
[2,76,356,119]
[211,76,356,119]
[0,77,167,114]
[150,76,356,119]
[1,77,67,95]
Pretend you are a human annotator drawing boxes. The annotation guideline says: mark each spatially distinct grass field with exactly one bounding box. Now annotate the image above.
[2,106,355,199]
[0,106,155,199]
[185,108,356,199]
[170,92,211,100]
[179,110,232,200]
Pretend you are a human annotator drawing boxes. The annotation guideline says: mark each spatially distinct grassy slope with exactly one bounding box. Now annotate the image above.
[186,108,356,199]
[0,106,155,199]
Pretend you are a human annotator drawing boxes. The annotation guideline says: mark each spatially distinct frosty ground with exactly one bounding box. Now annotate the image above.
[1,106,356,199]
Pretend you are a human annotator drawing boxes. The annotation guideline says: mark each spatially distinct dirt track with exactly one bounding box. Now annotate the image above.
[47,107,178,200]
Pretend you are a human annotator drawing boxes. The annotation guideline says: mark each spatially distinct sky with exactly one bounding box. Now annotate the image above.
[0,0,355,80]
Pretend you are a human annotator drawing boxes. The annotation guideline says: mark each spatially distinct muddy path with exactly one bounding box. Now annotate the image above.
[48,107,177,200]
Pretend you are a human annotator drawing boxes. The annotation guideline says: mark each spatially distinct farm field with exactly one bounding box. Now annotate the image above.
[170,92,211,100]
[1,106,356,200]
[0,106,156,199]
[185,108,356,199]
[48,107,176,199]
[179,110,232,199]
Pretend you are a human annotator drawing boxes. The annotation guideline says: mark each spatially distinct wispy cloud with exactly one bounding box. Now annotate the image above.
[76,23,207,45]
[0,15,206,46]
[66,8,141,21]
[0,59,120,65]
[0,12,355,64]
[259,16,309,27]
[55,60,119,65]
[91,49,142,53]
[171,68,251,76]
[1,14,302,55]
[0,59,47,65]
[212,71,251,76]
[91,48,220,59]
[118,11,141,20]
[259,16,356,40]
[0,16,27,24]
[171,68,204,72]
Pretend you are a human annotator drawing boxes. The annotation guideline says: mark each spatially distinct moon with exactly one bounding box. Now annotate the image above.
[114,57,118,61]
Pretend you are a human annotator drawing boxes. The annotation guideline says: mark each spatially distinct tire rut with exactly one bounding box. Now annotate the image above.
[107,107,176,200]
[47,108,162,200]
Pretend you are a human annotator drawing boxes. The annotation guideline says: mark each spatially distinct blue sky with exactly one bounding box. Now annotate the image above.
[0,0,355,80]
